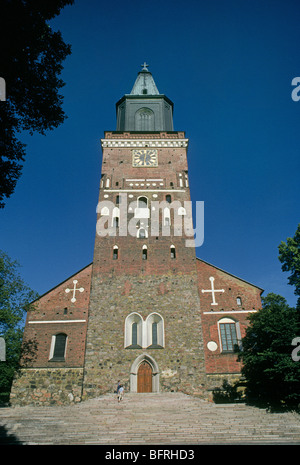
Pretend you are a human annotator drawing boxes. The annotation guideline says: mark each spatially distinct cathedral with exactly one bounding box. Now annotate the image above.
[10,65,263,405]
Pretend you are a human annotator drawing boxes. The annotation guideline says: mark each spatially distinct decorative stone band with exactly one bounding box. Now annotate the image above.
[101,138,189,148]
[202,310,257,315]
[28,320,86,324]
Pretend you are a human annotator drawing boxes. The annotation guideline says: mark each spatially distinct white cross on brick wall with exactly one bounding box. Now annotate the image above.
[65,280,84,303]
[201,277,224,306]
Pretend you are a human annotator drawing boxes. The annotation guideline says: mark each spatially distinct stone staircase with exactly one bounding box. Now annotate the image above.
[0,392,300,444]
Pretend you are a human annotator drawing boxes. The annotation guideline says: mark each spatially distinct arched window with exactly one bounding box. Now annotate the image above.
[170,245,176,259]
[125,312,164,349]
[137,228,148,239]
[137,196,148,208]
[132,322,138,345]
[152,322,158,345]
[218,318,241,353]
[236,297,242,306]
[135,107,155,131]
[50,333,67,361]
[113,245,118,260]
[166,195,171,204]
[142,245,147,260]
[135,196,150,219]
[125,313,143,348]
[164,207,171,226]
[146,313,164,348]
[110,206,120,229]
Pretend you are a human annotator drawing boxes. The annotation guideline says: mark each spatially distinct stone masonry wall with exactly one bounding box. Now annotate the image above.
[10,368,84,406]
[82,270,207,399]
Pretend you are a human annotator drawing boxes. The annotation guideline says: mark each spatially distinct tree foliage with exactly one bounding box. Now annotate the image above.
[278,223,300,308]
[0,0,74,207]
[239,293,300,408]
[0,250,38,403]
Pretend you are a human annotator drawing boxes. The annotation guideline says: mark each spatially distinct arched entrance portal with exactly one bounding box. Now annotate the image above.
[130,354,160,393]
[138,361,152,392]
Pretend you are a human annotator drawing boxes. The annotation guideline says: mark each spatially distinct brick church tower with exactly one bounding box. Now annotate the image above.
[10,65,262,405]
[82,63,207,399]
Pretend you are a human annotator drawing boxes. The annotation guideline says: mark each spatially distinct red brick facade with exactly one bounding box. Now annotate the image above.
[20,257,262,375]
[21,264,92,368]
[196,259,262,376]
[18,136,263,398]
[11,68,263,405]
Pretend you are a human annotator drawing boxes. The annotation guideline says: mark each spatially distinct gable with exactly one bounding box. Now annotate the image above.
[196,258,263,312]
[22,263,93,369]
[29,263,92,319]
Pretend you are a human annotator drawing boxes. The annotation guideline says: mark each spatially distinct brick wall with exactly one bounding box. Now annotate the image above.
[196,259,262,377]
[18,264,92,368]
[11,129,263,405]
[82,131,207,398]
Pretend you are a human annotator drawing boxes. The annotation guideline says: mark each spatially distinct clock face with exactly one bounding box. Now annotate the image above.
[132,149,158,167]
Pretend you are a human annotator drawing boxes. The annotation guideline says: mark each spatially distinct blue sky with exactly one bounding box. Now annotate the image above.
[1,0,299,306]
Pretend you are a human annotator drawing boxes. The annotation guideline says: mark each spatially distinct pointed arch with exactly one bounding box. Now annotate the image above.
[124,313,143,348]
[113,245,118,260]
[145,312,164,348]
[130,353,160,393]
[137,227,148,239]
[142,244,148,260]
[170,245,176,259]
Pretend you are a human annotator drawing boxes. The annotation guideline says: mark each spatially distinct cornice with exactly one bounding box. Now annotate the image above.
[101,138,189,148]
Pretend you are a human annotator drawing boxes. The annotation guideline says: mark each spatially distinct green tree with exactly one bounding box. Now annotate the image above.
[278,223,300,308]
[0,251,38,403]
[0,0,74,208]
[239,293,300,408]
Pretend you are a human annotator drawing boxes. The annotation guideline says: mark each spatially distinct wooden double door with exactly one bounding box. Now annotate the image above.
[137,361,152,392]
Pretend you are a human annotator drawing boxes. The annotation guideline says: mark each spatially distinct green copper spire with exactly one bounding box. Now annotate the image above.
[116,64,174,131]
[130,63,160,96]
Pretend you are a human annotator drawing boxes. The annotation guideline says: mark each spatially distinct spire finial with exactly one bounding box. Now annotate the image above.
[141,62,149,71]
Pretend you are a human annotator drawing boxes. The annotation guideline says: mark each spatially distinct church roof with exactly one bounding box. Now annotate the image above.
[130,63,160,95]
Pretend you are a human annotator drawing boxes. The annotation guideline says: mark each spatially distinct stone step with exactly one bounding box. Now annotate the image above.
[0,392,300,444]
